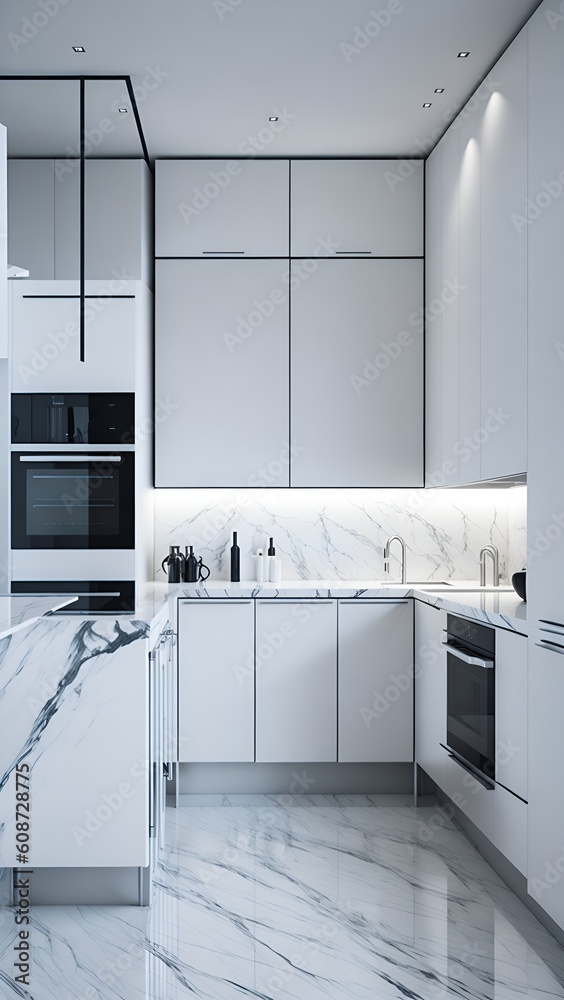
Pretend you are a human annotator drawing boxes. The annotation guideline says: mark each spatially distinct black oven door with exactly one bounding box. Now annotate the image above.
[446,644,495,779]
[11,452,134,549]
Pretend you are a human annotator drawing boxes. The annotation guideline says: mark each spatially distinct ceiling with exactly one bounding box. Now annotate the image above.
[0,0,542,159]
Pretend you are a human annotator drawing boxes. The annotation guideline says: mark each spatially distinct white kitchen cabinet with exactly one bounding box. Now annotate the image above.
[54,160,152,284]
[527,637,564,929]
[290,258,423,487]
[290,159,423,257]
[7,159,55,278]
[0,124,6,359]
[496,783,527,876]
[178,600,255,763]
[338,601,413,763]
[414,601,447,788]
[480,32,528,481]
[457,108,482,486]
[439,126,460,485]
[11,281,137,392]
[527,9,564,626]
[155,258,289,487]
[155,159,289,257]
[8,159,151,283]
[424,147,443,486]
[495,629,527,801]
[440,747,495,843]
[255,600,337,762]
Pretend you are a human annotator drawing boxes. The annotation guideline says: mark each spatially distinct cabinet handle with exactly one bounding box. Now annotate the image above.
[340,599,409,605]
[539,619,564,631]
[536,639,564,655]
[181,599,252,605]
[442,642,493,669]
[336,251,372,255]
[202,251,245,255]
[19,455,122,463]
[257,599,335,605]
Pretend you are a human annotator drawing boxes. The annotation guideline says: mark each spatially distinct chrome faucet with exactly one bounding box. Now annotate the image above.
[384,535,407,584]
[479,544,500,587]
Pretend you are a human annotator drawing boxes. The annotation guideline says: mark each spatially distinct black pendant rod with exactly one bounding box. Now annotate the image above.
[79,77,85,363]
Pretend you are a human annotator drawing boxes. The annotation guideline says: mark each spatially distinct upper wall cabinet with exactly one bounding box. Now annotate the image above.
[291,258,423,487]
[155,159,289,257]
[290,159,424,257]
[155,258,289,488]
[0,123,6,359]
[7,159,152,285]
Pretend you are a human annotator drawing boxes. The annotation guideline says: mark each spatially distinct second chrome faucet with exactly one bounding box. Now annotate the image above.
[384,535,406,584]
[479,544,500,587]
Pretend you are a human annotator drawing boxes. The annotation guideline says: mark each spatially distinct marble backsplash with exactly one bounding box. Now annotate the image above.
[154,486,526,584]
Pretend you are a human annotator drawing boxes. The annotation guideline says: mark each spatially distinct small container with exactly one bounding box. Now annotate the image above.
[270,558,282,584]
[230,531,240,583]
[267,537,276,582]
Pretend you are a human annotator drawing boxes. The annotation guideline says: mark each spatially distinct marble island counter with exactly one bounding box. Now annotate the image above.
[0,594,78,639]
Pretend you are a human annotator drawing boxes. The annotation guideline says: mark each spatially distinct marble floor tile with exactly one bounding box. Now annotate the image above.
[0,795,563,999]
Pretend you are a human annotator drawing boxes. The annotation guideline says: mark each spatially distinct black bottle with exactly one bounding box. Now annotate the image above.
[184,545,199,583]
[230,531,240,582]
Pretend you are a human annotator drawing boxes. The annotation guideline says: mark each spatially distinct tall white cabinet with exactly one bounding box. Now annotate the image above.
[425,28,528,485]
[155,157,424,489]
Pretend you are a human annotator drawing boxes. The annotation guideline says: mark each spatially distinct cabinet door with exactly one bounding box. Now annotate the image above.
[156,159,289,257]
[439,127,460,485]
[155,259,289,487]
[480,32,527,481]
[255,601,337,762]
[495,629,527,801]
[425,146,443,486]
[338,601,413,763]
[7,159,55,278]
[55,160,151,282]
[290,159,423,257]
[527,639,564,929]
[457,107,482,485]
[178,600,255,763]
[290,258,423,487]
[11,285,136,392]
[414,601,447,787]
[527,12,564,625]
[0,124,6,359]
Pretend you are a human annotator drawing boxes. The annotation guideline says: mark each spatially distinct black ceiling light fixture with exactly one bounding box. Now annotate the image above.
[457,51,470,58]
[117,107,128,113]
[72,45,85,52]
[434,88,445,94]
[269,116,278,122]
[423,102,432,108]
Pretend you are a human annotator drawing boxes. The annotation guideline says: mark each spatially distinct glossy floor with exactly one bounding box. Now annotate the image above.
[1,795,564,999]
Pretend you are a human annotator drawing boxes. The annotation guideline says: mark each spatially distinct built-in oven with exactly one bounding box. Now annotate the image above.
[444,614,496,782]
[11,451,134,550]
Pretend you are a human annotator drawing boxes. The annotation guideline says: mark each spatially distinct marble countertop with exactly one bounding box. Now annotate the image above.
[0,594,78,640]
[172,580,527,632]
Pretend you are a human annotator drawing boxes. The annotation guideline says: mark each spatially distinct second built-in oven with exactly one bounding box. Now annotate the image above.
[444,614,496,782]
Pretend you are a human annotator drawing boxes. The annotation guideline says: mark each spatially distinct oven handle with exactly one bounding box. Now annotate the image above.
[18,455,122,462]
[442,642,494,669]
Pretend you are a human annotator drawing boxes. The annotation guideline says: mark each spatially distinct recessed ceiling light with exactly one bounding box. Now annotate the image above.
[72,45,85,52]
[423,103,432,108]
[269,116,278,122]
[117,107,128,114]
[458,51,470,58]
[434,88,444,94]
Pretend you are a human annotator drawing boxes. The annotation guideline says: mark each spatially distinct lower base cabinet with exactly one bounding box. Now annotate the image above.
[178,600,255,762]
[338,600,413,762]
[255,600,337,762]
[414,601,447,787]
[527,638,564,929]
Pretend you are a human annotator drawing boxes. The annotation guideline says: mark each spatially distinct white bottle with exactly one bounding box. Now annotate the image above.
[267,538,277,582]
[255,549,264,584]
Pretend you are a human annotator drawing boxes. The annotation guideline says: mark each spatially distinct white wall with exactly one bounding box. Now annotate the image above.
[154,486,526,583]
